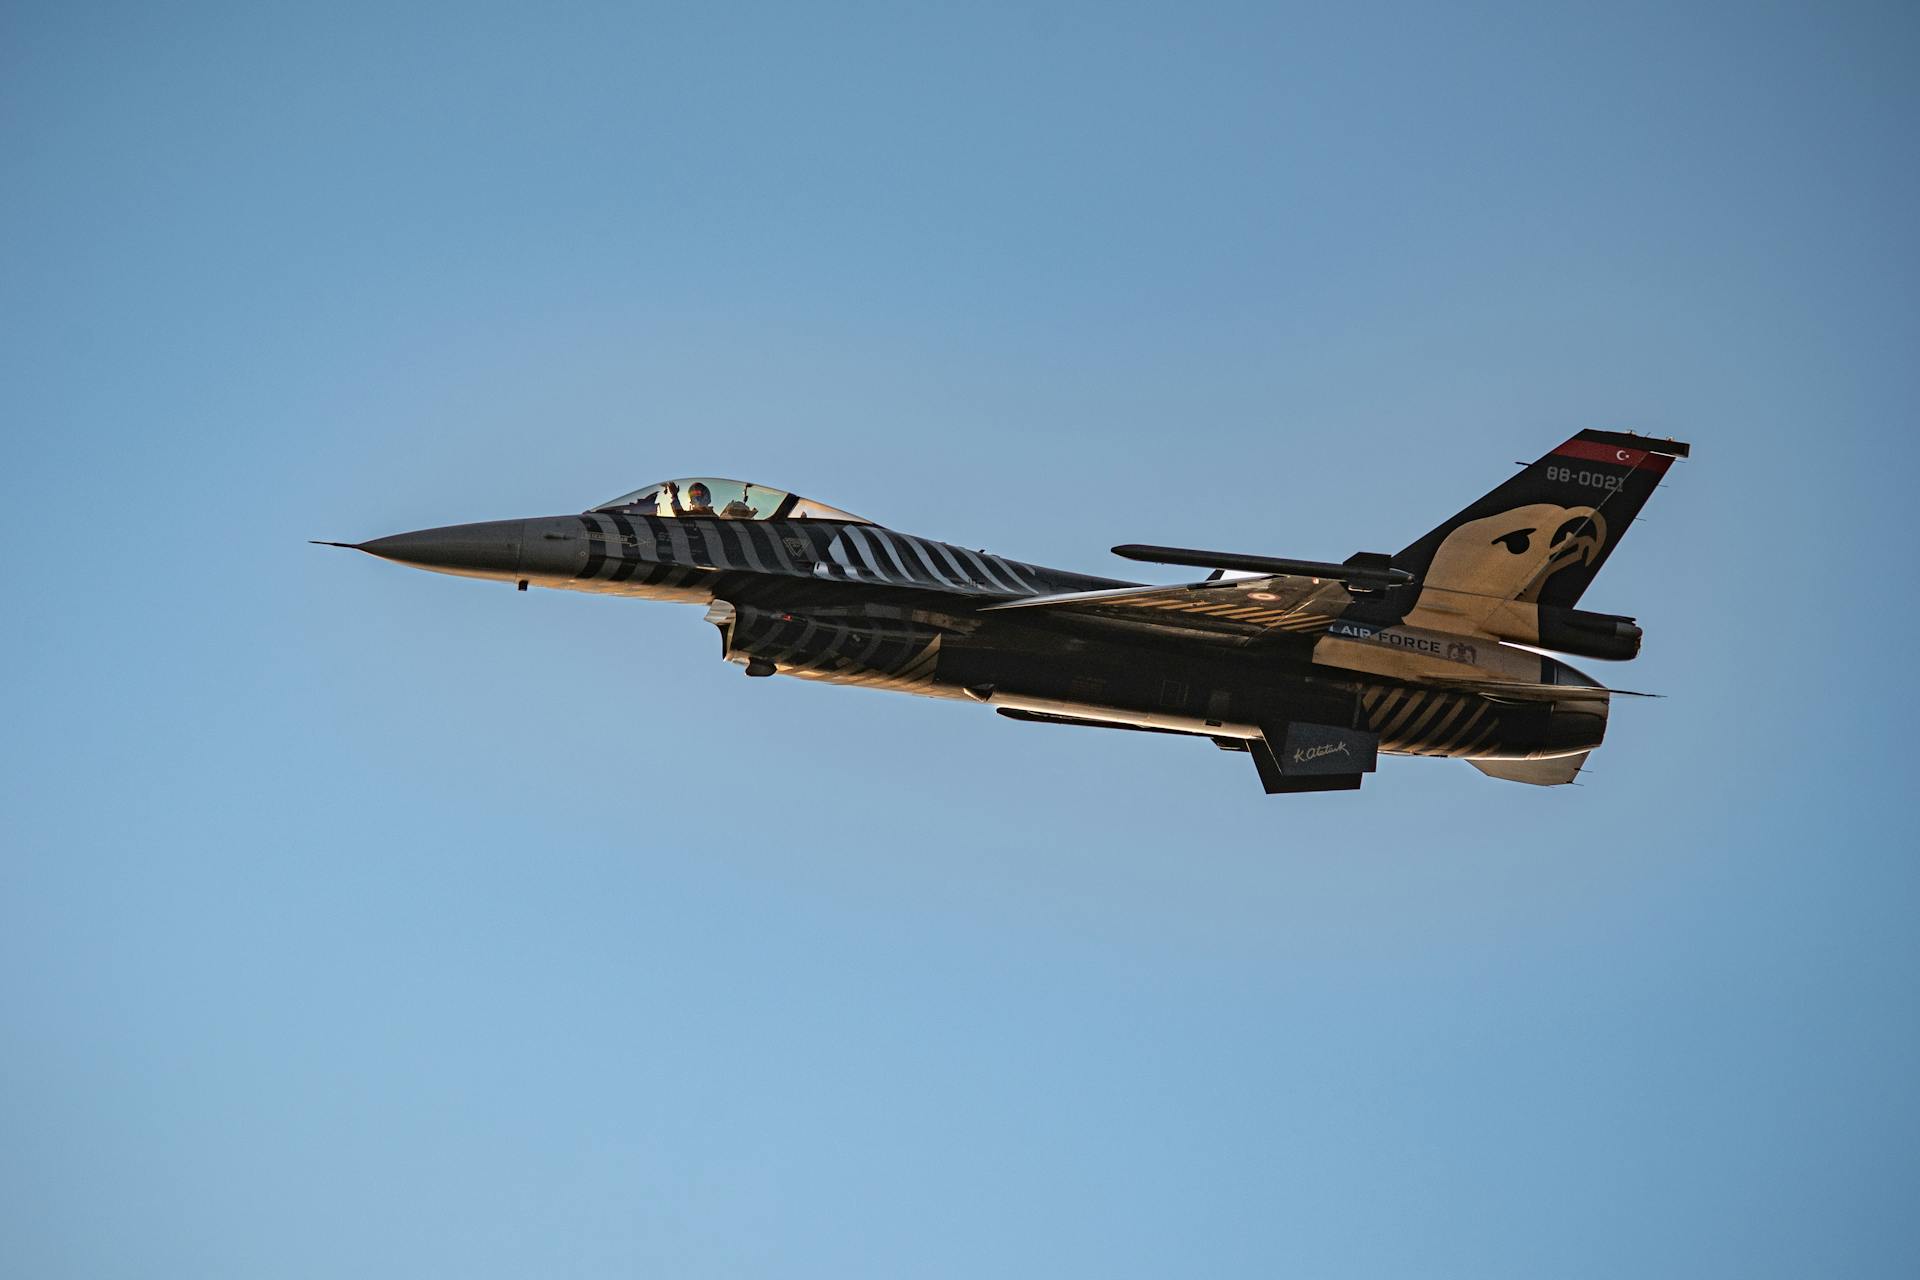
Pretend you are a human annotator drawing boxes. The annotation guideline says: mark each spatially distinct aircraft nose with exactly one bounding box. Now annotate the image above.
[354,519,527,578]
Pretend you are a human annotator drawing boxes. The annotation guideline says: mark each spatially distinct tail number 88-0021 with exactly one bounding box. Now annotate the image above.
[1545,465,1625,492]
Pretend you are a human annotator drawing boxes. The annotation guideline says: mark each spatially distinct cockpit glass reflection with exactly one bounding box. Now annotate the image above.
[590,477,870,523]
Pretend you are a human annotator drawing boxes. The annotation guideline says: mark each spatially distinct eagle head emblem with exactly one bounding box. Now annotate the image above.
[1423,504,1608,601]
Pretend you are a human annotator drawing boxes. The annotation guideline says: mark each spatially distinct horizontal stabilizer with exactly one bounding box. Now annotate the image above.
[1427,676,1659,700]
[1470,753,1589,786]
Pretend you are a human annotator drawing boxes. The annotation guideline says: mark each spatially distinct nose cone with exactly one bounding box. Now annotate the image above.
[356,519,527,580]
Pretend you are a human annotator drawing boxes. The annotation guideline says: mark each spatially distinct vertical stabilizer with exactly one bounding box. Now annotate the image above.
[1396,430,1689,612]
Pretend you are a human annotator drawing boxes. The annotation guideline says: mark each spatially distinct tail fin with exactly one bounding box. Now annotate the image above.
[1395,429,1689,611]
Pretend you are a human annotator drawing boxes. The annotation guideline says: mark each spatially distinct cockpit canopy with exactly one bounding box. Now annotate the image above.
[590,477,870,523]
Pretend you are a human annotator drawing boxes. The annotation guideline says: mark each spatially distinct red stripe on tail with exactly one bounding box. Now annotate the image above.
[1553,438,1673,474]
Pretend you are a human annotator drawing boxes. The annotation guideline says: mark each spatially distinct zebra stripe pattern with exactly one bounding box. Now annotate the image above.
[1130,596,1337,631]
[1361,685,1501,756]
[571,513,1057,598]
[722,604,953,696]
[568,514,707,591]
[822,525,1042,595]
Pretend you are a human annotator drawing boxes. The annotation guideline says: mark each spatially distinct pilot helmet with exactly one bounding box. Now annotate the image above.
[688,482,712,505]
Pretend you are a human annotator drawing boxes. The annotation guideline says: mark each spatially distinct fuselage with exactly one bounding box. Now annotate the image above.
[349,509,1608,764]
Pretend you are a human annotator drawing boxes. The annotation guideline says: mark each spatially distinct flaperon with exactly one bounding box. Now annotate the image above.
[320,430,1689,794]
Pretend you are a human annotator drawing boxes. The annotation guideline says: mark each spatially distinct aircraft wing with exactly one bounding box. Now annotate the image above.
[979,573,1354,640]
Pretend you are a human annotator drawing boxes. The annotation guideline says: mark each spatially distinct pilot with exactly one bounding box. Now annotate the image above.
[683,482,716,516]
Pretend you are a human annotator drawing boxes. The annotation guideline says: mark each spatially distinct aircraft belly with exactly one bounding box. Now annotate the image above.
[1353,684,1608,761]
[710,604,1601,761]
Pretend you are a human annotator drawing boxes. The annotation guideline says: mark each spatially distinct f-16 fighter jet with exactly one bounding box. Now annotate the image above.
[319,430,1688,794]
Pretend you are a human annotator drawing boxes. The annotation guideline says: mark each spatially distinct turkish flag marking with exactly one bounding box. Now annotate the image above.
[1552,439,1672,473]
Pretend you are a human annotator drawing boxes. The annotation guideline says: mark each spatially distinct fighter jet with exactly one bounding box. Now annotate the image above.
[319,430,1688,793]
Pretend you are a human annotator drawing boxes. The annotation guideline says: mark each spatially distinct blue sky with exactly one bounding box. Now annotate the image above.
[4,2,1917,1275]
